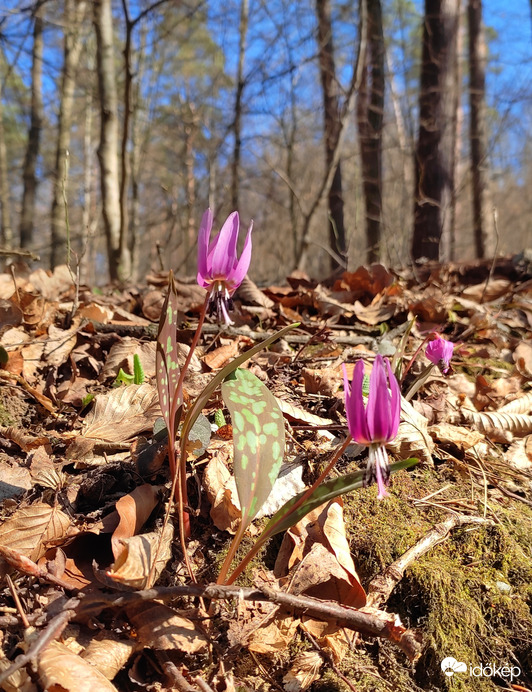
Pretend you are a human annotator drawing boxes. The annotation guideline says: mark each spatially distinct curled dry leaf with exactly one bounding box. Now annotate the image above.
[111,484,162,562]
[497,391,532,414]
[429,424,485,451]
[0,459,32,501]
[513,341,532,378]
[126,601,208,653]
[459,407,532,439]
[107,521,173,589]
[505,437,532,472]
[43,322,79,368]
[81,383,160,442]
[387,396,434,464]
[101,338,156,381]
[0,653,36,692]
[81,634,139,680]
[37,640,118,692]
[203,453,241,534]
[0,502,71,568]
[282,651,322,692]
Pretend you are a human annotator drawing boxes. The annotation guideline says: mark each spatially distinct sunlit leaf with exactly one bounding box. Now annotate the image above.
[221,369,285,524]
[156,272,181,435]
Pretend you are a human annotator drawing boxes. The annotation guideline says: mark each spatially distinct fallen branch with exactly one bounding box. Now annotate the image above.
[366,514,494,609]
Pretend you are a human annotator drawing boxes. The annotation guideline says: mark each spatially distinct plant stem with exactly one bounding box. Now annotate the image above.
[224,434,353,585]
[216,522,247,585]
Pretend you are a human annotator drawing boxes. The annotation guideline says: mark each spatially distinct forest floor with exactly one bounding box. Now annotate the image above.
[0,255,531,692]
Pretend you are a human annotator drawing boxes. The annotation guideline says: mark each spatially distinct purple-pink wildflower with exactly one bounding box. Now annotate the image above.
[425,335,454,375]
[197,208,253,324]
[343,356,401,499]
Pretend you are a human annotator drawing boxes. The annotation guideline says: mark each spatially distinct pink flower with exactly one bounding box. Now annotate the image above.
[343,356,401,499]
[425,335,454,374]
[197,209,253,324]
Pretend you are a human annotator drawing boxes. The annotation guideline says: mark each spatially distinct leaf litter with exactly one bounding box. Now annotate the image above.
[0,259,531,690]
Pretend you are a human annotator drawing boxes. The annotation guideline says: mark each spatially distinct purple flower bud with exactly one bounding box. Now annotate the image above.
[196,209,253,324]
[343,356,401,499]
[425,335,454,374]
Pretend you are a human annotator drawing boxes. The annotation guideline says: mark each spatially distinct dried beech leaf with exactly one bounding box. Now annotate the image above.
[497,391,532,414]
[101,338,156,381]
[0,653,37,692]
[429,424,485,451]
[81,634,138,679]
[283,650,322,692]
[0,502,71,565]
[37,640,118,692]
[203,454,241,534]
[111,484,162,561]
[108,521,173,589]
[277,398,334,427]
[505,437,532,472]
[0,460,32,501]
[460,407,532,438]
[387,397,434,464]
[43,322,79,368]
[126,601,208,652]
[81,383,160,442]
[0,427,50,452]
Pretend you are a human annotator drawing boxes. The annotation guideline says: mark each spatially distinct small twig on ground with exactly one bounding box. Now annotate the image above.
[303,630,360,692]
[366,514,494,609]
[162,662,209,692]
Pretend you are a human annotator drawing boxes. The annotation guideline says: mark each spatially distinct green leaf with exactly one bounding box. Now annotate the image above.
[221,369,285,524]
[156,272,182,436]
[133,353,145,384]
[113,368,134,386]
[258,457,418,541]
[214,409,226,428]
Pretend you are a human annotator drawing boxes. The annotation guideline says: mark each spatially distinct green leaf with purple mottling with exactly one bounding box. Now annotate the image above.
[221,368,285,524]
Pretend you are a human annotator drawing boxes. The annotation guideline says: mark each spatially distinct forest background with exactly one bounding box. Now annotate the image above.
[0,0,531,286]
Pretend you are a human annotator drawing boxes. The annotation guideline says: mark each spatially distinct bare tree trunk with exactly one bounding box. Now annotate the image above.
[357,0,384,264]
[448,0,464,261]
[94,0,122,281]
[20,7,43,249]
[315,0,346,271]
[468,0,495,258]
[412,0,460,263]
[80,45,95,285]
[231,0,248,211]
[50,0,87,268]
[0,88,13,250]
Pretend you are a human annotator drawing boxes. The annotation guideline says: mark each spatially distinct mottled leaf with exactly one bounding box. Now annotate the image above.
[221,369,285,524]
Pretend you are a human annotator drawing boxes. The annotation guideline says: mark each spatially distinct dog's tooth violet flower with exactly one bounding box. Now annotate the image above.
[197,208,253,325]
[425,335,454,375]
[343,355,401,499]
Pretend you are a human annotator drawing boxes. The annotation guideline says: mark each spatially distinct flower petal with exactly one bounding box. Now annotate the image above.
[343,361,370,444]
[209,212,240,278]
[197,208,213,283]
[385,357,401,438]
[227,220,253,291]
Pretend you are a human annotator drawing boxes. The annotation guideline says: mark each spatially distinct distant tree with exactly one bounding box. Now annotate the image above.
[0,84,13,250]
[230,0,249,211]
[357,0,384,264]
[468,0,496,257]
[50,0,88,268]
[412,0,460,263]
[315,0,347,271]
[94,0,123,280]
[20,4,43,250]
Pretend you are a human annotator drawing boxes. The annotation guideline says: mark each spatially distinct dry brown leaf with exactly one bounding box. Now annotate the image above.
[506,437,532,472]
[0,502,71,566]
[81,634,138,680]
[246,610,300,654]
[203,454,241,533]
[387,397,434,464]
[203,340,240,370]
[100,338,156,381]
[107,521,173,589]
[126,601,208,652]
[429,423,485,451]
[0,299,23,329]
[28,445,63,490]
[497,391,532,414]
[111,484,162,561]
[277,398,334,427]
[459,407,532,439]
[29,265,74,300]
[77,302,115,323]
[43,322,79,368]
[0,427,50,453]
[37,640,118,692]
[301,367,340,396]
[0,459,32,501]
[0,651,37,692]
[275,500,366,608]
[513,341,532,378]
[81,383,160,442]
[354,299,396,325]
[461,278,512,303]
[282,651,322,692]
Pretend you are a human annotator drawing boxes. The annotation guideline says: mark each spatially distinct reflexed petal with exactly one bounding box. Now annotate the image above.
[227,220,253,290]
[385,357,401,438]
[343,362,370,444]
[197,208,213,283]
[209,212,240,278]
[366,355,391,442]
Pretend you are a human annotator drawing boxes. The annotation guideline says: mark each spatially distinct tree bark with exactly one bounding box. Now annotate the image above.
[315,0,346,271]
[357,0,384,264]
[448,0,464,261]
[468,0,495,258]
[50,0,87,268]
[412,0,460,263]
[20,7,43,249]
[230,0,248,211]
[0,87,13,250]
[94,0,123,281]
